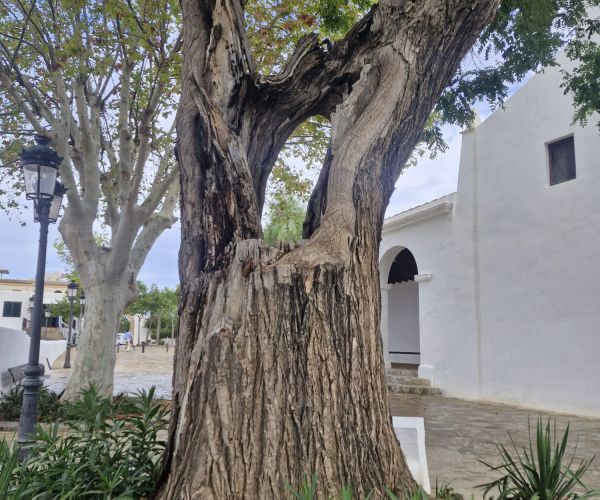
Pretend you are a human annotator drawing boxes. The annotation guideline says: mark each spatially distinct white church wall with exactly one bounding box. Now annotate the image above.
[380,198,482,398]
[382,52,600,417]
[467,55,600,416]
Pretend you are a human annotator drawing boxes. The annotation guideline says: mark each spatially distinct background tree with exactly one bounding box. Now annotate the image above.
[158,0,599,497]
[47,297,81,325]
[263,195,305,245]
[0,0,181,398]
[126,283,178,342]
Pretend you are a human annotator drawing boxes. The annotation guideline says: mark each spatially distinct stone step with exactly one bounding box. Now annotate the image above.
[387,384,442,396]
[42,328,65,341]
[386,367,418,377]
[386,375,431,386]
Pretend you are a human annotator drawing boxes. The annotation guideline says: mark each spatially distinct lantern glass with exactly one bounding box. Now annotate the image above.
[35,181,66,224]
[23,162,58,200]
[67,281,78,299]
[80,292,86,306]
[49,189,64,222]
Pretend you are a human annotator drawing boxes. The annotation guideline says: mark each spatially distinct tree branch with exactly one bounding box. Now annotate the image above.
[0,66,47,134]
[138,162,179,219]
[130,181,179,274]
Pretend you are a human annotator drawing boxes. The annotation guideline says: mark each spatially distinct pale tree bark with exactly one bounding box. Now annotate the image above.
[158,0,499,497]
[58,146,179,400]
[59,179,179,399]
[0,2,181,400]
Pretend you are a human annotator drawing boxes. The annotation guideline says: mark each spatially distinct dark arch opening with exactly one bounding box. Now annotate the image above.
[387,248,418,284]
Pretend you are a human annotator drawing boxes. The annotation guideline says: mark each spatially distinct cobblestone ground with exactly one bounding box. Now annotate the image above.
[47,344,174,398]
[45,350,600,498]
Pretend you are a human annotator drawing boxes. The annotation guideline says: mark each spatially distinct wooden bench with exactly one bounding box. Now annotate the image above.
[7,363,45,385]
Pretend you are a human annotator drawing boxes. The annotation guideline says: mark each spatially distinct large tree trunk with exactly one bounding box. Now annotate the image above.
[158,0,499,497]
[62,282,133,399]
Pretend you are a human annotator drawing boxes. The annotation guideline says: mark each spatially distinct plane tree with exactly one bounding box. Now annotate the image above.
[0,0,181,398]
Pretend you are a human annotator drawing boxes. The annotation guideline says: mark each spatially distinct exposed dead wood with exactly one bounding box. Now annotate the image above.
[158,0,500,497]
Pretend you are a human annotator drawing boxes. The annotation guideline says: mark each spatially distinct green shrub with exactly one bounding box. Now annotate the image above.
[286,473,319,499]
[0,386,64,422]
[0,385,168,499]
[0,440,26,499]
[434,482,464,500]
[479,418,598,499]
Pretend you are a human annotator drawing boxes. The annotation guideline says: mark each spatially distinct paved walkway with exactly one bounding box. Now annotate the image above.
[389,394,600,497]
[44,351,600,497]
[47,345,174,398]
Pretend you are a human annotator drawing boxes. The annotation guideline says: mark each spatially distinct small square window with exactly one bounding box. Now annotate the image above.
[2,301,22,318]
[548,136,576,185]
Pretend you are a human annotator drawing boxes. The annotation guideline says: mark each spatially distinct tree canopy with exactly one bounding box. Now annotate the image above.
[248,0,599,203]
[127,283,178,321]
[0,0,181,214]
[2,0,597,222]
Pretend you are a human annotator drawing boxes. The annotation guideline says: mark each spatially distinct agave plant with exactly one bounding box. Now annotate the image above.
[285,473,319,500]
[478,418,598,499]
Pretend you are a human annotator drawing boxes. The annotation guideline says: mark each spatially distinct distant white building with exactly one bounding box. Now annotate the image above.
[380,54,600,417]
[0,275,69,332]
[0,275,69,390]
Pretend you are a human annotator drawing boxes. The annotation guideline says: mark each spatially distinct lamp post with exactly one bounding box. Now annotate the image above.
[43,306,50,340]
[77,291,85,346]
[17,136,63,457]
[27,294,34,334]
[63,281,78,368]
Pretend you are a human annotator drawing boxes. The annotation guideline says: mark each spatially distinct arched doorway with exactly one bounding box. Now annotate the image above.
[380,247,420,367]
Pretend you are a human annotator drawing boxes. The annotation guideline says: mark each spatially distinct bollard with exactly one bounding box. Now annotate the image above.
[141,341,145,353]
[166,343,169,353]
[117,344,120,353]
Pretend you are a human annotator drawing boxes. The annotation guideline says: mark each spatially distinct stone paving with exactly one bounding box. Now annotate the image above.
[389,394,600,497]
[44,349,600,498]
[46,344,174,399]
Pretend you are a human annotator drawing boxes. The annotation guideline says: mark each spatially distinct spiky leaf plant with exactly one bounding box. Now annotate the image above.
[479,418,598,499]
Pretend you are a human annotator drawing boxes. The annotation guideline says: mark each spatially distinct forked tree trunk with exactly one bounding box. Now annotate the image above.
[158,0,498,497]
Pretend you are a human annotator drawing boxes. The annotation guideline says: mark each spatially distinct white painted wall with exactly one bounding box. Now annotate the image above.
[0,291,28,330]
[0,327,66,393]
[0,287,67,331]
[388,282,420,364]
[380,54,600,416]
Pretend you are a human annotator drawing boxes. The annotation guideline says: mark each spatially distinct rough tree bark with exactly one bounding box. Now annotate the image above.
[158,0,499,497]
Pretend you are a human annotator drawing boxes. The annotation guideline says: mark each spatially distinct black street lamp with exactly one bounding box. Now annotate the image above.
[17,135,63,457]
[63,281,78,368]
[77,291,85,346]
